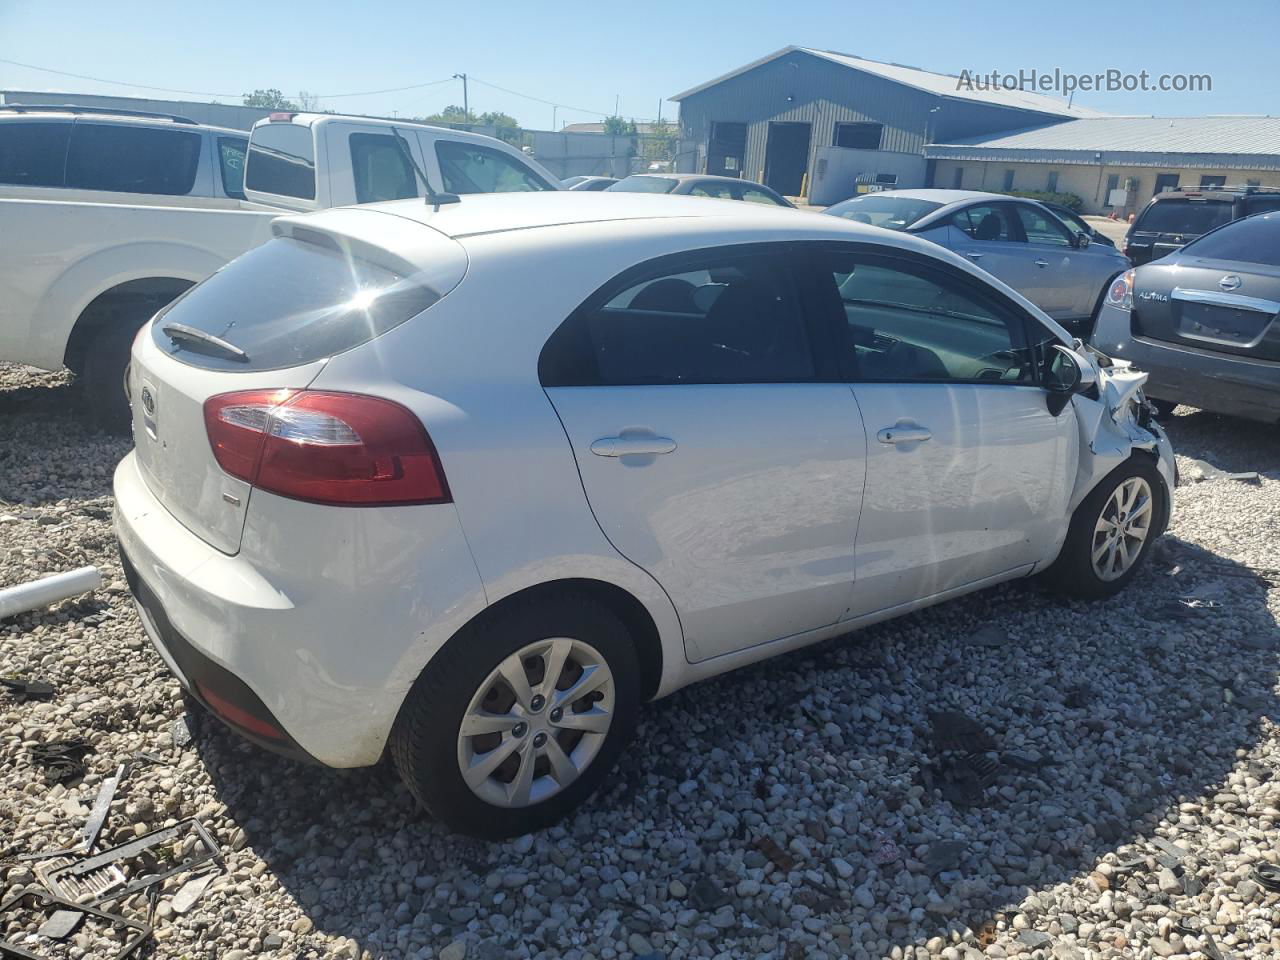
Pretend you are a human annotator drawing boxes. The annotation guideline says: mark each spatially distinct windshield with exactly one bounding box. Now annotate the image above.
[1181,213,1280,267]
[607,176,678,194]
[824,195,944,230]
[1137,198,1232,235]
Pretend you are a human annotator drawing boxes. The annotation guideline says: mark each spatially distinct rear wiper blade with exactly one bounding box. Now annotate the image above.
[161,322,249,363]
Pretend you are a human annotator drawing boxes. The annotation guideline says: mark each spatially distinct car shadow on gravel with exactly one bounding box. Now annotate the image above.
[198,521,1280,958]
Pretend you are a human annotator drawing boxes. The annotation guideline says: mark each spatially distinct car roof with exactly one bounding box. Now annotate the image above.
[847,188,1009,205]
[270,113,514,148]
[0,107,242,136]
[625,173,764,186]
[358,191,807,238]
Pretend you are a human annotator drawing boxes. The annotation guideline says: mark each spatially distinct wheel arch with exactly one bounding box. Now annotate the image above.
[452,578,665,702]
[63,276,195,374]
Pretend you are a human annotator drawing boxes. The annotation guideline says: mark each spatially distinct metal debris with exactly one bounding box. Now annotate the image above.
[929,711,996,754]
[170,713,195,748]
[29,740,91,785]
[0,676,55,700]
[923,840,966,874]
[40,819,223,906]
[78,763,126,854]
[35,908,83,940]
[171,872,215,914]
[0,886,151,959]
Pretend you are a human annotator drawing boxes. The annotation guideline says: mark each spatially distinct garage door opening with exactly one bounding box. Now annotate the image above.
[707,122,747,178]
[764,122,811,197]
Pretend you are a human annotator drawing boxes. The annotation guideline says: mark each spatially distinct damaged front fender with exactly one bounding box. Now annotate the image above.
[1067,347,1176,521]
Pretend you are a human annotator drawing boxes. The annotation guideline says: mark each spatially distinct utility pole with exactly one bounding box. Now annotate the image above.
[453,73,469,120]
[552,104,558,131]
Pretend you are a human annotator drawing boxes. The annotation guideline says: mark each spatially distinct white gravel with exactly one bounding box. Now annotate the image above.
[2,361,1279,960]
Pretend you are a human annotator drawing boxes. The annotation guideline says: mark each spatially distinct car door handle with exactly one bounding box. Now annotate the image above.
[877,425,932,445]
[965,252,984,260]
[590,435,677,457]
[1034,258,1050,268]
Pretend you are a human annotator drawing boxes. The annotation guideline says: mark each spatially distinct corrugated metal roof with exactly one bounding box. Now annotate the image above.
[930,116,1280,154]
[670,46,1104,119]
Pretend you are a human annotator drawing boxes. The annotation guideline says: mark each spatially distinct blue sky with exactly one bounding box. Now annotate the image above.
[2,0,1276,128]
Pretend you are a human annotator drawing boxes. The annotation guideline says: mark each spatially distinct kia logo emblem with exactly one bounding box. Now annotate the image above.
[140,386,156,416]
[1220,274,1243,291]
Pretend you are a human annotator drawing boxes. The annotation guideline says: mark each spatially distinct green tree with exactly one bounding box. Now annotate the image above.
[602,115,637,136]
[242,88,299,110]
[478,110,521,144]
[419,105,475,126]
[642,119,676,162]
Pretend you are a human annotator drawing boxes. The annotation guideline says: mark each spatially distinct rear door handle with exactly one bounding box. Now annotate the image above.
[1034,258,1050,268]
[965,252,983,260]
[590,435,677,457]
[877,425,932,445]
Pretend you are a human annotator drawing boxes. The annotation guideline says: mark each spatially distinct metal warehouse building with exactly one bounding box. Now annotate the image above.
[672,46,1098,204]
[926,116,1280,216]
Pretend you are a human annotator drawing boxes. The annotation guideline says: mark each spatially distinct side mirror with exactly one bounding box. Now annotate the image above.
[1072,232,1092,249]
[1045,344,1096,415]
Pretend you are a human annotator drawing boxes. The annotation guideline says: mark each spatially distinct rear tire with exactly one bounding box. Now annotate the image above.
[1044,456,1167,600]
[82,321,142,435]
[390,593,640,838]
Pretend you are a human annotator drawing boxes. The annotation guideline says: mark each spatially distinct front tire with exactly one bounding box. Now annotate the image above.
[390,593,640,838]
[1045,456,1167,600]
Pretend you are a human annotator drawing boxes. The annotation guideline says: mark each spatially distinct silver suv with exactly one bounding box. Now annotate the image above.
[0,105,248,204]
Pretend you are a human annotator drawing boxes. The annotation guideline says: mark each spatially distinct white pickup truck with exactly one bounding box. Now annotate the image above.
[0,111,561,429]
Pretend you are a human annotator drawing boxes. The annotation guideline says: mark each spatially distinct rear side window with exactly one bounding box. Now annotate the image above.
[1182,214,1280,267]
[0,121,71,186]
[953,204,1016,242]
[1137,198,1232,234]
[246,123,316,199]
[217,137,247,199]
[66,123,200,195]
[350,133,417,203]
[540,251,815,386]
[152,237,442,371]
[435,140,551,194]
[1245,195,1280,216]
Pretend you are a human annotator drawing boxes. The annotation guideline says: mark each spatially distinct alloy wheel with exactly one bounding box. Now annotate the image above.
[1091,476,1153,581]
[456,637,615,808]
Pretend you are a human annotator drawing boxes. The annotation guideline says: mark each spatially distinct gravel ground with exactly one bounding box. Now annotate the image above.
[2,361,1279,960]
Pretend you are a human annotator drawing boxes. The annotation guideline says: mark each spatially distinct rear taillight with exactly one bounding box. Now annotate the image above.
[203,390,450,506]
[1106,269,1134,310]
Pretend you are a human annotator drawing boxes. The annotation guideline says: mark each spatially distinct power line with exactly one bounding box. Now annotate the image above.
[0,57,241,98]
[0,57,453,101]
[468,75,662,123]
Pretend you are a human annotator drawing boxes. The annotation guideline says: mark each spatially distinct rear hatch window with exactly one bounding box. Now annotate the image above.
[1136,198,1232,236]
[1184,213,1280,267]
[151,234,446,371]
[246,122,316,200]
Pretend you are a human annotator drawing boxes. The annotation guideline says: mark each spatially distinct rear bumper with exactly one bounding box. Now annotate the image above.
[1092,302,1280,423]
[112,450,488,767]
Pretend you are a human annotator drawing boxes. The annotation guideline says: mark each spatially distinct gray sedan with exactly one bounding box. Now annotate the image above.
[826,189,1130,335]
[1091,211,1280,423]
[607,174,793,207]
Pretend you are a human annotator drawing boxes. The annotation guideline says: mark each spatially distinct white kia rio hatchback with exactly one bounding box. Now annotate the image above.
[114,192,1176,837]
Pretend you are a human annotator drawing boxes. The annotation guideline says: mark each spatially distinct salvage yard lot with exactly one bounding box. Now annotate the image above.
[2,362,1279,960]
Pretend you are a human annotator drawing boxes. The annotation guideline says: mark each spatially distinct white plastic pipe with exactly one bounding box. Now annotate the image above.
[0,566,102,619]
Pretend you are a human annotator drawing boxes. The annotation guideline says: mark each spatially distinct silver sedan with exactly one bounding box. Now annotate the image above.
[826,189,1130,335]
